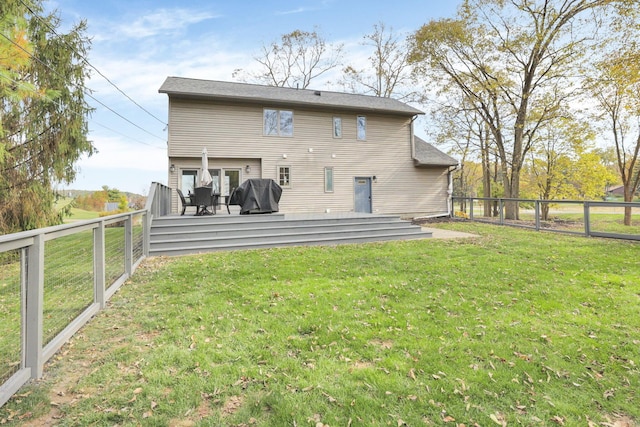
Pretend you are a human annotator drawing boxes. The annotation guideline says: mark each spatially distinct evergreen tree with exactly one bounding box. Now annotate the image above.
[0,0,94,233]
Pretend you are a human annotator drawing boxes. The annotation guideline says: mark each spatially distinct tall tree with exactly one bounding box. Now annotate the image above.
[521,116,615,219]
[233,28,343,89]
[0,0,94,233]
[588,47,640,225]
[409,0,633,219]
[340,22,415,100]
[0,2,36,145]
[430,101,499,216]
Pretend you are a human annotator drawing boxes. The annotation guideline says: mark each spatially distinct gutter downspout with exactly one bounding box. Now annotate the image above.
[410,115,418,159]
[446,164,459,218]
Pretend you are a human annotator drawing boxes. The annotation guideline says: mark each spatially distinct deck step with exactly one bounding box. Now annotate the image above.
[149,214,431,256]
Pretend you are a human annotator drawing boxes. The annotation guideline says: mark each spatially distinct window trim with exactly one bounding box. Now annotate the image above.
[278,165,291,188]
[324,167,334,193]
[356,115,366,141]
[332,116,342,139]
[263,108,294,137]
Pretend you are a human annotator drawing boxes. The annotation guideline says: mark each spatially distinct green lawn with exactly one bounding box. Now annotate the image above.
[64,207,100,221]
[54,196,101,221]
[1,223,638,426]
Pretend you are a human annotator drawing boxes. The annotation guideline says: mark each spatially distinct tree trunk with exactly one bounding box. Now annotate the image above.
[503,167,520,220]
[480,128,492,217]
[623,185,633,226]
[541,202,550,222]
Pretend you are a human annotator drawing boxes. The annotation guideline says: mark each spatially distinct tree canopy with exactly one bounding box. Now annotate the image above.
[233,28,344,89]
[0,0,94,233]
[340,22,415,100]
[587,47,640,224]
[409,0,637,218]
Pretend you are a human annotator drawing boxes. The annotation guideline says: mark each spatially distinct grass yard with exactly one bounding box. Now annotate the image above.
[64,207,100,221]
[1,223,638,426]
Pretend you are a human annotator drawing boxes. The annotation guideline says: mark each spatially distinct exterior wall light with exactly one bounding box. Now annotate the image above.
[245,165,251,173]
[170,164,176,173]
[373,175,377,183]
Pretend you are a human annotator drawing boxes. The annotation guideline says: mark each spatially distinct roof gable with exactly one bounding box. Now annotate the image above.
[159,77,424,116]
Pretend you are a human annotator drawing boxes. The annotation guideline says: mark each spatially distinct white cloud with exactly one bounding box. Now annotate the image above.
[275,7,308,16]
[112,8,219,40]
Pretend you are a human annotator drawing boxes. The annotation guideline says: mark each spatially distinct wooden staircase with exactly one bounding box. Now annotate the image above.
[149,213,432,256]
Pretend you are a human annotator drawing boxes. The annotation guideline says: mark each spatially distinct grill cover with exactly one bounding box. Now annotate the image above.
[229,179,282,214]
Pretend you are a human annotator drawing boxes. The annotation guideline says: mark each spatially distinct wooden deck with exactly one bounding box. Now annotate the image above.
[149,212,432,256]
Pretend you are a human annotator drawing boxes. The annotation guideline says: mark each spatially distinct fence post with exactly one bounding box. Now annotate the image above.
[94,221,106,309]
[584,201,591,237]
[125,214,133,276]
[143,211,150,257]
[469,198,474,220]
[535,200,541,231]
[25,234,44,379]
[499,199,504,225]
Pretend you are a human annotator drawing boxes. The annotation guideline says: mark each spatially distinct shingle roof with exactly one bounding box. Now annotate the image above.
[158,77,424,116]
[414,136,458,167]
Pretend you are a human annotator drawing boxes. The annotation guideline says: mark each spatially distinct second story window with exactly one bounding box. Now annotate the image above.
[333,117,342,138]
[264,109,293,136]
[357,115,366,140]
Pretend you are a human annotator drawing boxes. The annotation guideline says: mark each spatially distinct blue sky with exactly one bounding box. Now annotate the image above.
[46,0,461,195]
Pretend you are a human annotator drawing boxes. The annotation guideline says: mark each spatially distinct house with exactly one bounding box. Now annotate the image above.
[158,77,458,216]
[606,184,639,199]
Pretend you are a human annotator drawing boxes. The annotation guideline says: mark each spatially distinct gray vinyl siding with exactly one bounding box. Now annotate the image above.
[167,98,450,216]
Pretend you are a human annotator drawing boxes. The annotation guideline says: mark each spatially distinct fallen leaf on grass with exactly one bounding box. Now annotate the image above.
[221,395,243,417]
[514,352,531,362]
[408,368,417,380]
[321,391,338,404]
[550,415,565,425]
[603,416,635,427]
[490,412,507,426]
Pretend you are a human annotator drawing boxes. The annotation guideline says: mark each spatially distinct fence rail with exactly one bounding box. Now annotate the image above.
[0,182,172,408]
[453,197,640,241]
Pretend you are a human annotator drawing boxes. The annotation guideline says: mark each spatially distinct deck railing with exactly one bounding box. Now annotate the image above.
[452,197,640,241]
[0,182,172,408]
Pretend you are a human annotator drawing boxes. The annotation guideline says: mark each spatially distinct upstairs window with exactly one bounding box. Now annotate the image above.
[356,115,366,140]
[264,109,293,136]
[333,117,342,138]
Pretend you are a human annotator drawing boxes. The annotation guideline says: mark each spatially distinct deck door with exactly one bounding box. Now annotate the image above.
[354,177,372,213]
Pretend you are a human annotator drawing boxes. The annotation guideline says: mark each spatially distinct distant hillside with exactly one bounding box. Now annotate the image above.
[57,189,145,199]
